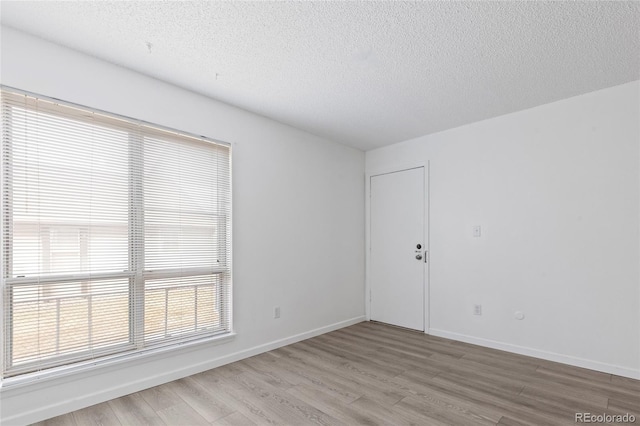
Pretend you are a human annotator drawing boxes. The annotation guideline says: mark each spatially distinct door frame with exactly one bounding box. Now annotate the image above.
[365,161,430,333]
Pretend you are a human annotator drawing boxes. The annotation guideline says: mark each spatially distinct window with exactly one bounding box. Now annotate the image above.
[1,89,232,379]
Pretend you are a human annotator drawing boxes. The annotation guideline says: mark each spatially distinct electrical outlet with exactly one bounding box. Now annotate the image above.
[473,304,482,315]
[274,306,281,319]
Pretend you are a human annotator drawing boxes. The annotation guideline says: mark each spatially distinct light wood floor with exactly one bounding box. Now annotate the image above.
[33,321,640,426]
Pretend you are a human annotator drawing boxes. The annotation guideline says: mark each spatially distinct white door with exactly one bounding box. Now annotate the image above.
[370,167,425,331]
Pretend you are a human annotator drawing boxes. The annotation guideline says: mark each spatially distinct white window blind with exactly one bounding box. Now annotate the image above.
[1,89,231,379]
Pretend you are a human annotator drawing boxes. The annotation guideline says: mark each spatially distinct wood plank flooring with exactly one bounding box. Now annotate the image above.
[32,321,640,425]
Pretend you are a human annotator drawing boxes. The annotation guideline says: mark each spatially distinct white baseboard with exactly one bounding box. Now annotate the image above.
[428,328,640,380]
[2,316,366,426]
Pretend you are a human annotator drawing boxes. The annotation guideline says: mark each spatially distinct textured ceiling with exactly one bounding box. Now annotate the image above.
[1,1,639,151]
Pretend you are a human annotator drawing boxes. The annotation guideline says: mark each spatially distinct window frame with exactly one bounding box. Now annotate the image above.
[0,86,233,381]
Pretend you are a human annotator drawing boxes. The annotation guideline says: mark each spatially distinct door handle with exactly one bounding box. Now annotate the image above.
[415,254,422,260]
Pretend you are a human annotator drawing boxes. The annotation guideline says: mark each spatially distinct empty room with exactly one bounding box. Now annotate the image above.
[0,1,639,425]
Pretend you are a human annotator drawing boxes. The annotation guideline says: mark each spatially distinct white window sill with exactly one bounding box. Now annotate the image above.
[0,331,236,395]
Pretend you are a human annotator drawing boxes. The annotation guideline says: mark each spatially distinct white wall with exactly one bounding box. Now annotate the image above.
[0,27,365,425]
[367,81,640,379]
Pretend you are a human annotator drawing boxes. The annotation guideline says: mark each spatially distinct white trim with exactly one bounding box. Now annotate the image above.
[1,331,235,390]
[429,328,640,380]
[1,316,365,425]
[365,162,429,331]
[366,161,428,179]
[0,85,231,148]
[424,161,430,333]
